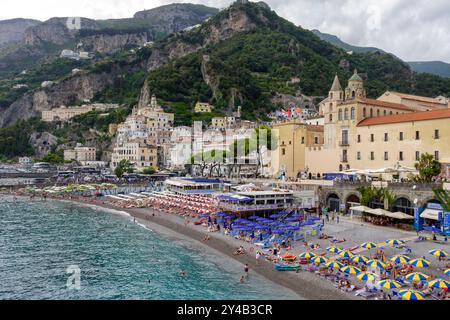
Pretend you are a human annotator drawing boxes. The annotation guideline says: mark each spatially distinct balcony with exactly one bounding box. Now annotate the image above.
[339,141,350,147]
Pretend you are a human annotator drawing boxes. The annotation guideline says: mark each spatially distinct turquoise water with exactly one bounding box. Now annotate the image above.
[0,197,297,300]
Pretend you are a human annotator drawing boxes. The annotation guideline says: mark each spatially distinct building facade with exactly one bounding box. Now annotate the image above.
[194,102,213,113]
[42,104,118,122]
[64,146,97,162]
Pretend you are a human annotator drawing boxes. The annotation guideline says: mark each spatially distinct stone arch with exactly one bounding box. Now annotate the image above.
[326,193,341,212]
[392,196,414,216]
[345,193,360,213]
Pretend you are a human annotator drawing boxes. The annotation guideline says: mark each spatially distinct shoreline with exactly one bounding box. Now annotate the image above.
[17,194,357,300]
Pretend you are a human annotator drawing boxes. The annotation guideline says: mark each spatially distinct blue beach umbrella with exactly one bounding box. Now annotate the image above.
[269,214,281,219]
[224,215,235,219]
[248,215,259,220]
[284,217,299,222]
[301,221,315,226]
[271,230,285,235]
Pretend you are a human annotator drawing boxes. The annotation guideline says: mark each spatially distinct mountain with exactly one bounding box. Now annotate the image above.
[312,29,450,78]
[2,0,450,160]
[0,4,219,79]
[408,61,450,78]
[311,29,385,54]
[0,18,41,49]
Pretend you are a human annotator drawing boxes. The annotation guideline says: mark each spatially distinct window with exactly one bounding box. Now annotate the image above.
[282,148,286,155]
[330,92,333,99]
[301,137,305,144]
[435,151,440,161]
[370,152,375,160]
[289,141,292,145]
[370,109,373,117]
[363,108,366,118]
[370,134,374,142]
[377,109,380,117]
[384,110,387,116]
[399,151,404,161]
[384,133,388,142]
[338,109,343,121]
[435,129,440,139]
[357,152,361,160]
[342,130,348,145]
[357,135,361,143]
[329,114,333,122]
[384,152,388,161]
[415,151,420,161]
[415,131,420,140]
[314,137,319,144]
[344,108,348,120]
[399,132,404,141]
[351,107,355,119]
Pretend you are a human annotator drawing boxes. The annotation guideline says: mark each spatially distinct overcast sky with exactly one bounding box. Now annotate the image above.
[1,0,449,63]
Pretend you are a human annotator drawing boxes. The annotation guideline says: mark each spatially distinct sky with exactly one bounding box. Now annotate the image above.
[1,0,449,63]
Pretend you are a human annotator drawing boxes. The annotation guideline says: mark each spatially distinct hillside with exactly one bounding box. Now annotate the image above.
[0,18,41,49]
[312,29,450,78]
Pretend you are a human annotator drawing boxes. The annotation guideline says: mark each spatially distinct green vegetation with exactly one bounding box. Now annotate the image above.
[0,120,35,157]
[414,153,441,182]
[356,186,396,210]
[433,189,450,211]
[142,166,157,175]
[42,150,64,164]
[114,159,135,178]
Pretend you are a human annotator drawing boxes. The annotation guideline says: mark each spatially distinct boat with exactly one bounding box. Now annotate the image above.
[274,264,302,271]
[282,253,297,262]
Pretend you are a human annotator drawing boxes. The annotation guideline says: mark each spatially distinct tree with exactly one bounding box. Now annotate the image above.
[42,151,63,164]
[356,186,396,209]
[142,166,157,175]
[115,159,134,178]
[415,153,441,182]
[433,189,450,211]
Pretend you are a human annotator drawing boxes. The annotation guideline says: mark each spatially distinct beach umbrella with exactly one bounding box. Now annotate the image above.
[391,255,411,264]
[284,217,299,222]
[312,256,329,264]
[367,259,387,269]
[405,272,430,283]
[429,249,448,258]
[224,215,235,219]
[360,242,378,250]
[357,272,378,282]
[271,230,284,235]
[325,261,344,269]
[399,290,425,300]
[326,246,342,254]
[299,252,316,259]
[301,221,315,226]
[378,280,402,289]
[428,279,450,289]
[248,215,259,220]
[386,239,405,246]
[445,269,450,277]
[339,250,354,258]
[340,266,361,275]
[352,255,369,264]
[409,258,431,268]
[269,214,281,219]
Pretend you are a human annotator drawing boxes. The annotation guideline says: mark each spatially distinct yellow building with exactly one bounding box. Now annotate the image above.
[194,102,213,113]
[271,120,324,178]
[64,146,97,162]
[111,139,157,171]
[305,71,450,177]
[42,104,118,122]
[211,117,236,130]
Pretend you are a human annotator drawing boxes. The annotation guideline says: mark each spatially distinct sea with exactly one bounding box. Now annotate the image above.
[0,196,297,300]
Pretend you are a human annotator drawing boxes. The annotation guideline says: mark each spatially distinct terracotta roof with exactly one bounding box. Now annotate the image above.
[389,91,447,105]
[340,98,414,111]
[357,108,450,126]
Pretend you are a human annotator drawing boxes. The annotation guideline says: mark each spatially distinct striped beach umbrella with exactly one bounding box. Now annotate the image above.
[357,272,378,282]
[409,258,431,268]
[352,255,369,264]
[339,250,354,258]
[325,261,344,269]
[445,269,450,277]
[399,290,425,300]
[360,242,378,250]
[386,239,405,246]
[429,249,448,258]
[299,252,316,259]
[340,266,362,275]
[428,279,450,289]
[391,255,411,264]
[405,272,430,283]
[367,259,387,269]
[312,256,329,264]
[378,280,402,289]
[326,246,342,254]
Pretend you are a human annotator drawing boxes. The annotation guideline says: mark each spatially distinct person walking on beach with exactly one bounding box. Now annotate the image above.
[337,215,340,224]
[244,264,249,278]
[256,251,261,265]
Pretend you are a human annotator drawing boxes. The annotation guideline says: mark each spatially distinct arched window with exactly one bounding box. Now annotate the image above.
[344,108,348,120]
[330,92,333,99]
[329,114,333,122]
[363,108,366,118]
[351,107,355,119]
[377,109,380,117]
[352,91,356,98]
[370,109,373,117]
[338,109,343,121]
[384,110,387,116]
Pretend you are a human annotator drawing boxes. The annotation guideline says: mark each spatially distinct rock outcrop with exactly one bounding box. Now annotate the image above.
[0,18,40,49]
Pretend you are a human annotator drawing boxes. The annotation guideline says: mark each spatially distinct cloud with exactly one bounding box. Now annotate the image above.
[0,0,449,62]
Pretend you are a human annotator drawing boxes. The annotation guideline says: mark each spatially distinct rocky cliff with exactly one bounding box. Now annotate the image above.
[81,32,148,54]
[0,18,40,49]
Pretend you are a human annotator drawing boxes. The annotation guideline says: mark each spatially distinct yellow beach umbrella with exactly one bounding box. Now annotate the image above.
[313,256,329,264]
[429,249,448,258]
[428,279,450,289]
[386,239,405,246]
[357,272,377,282]
[352,255,369,264]
[391,255,411,264]
[360,242,378,250]
[299,252,316,259]
[339,250,354,258]
[326,246,342,254]
[445,269,450,277]
[340,266,362,275]
[325,261,344,269]
[405,272,430,283]
[367,259,387,269]
[399,290,425,300]
[409,258,431,268]
[378,279,402,289]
